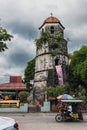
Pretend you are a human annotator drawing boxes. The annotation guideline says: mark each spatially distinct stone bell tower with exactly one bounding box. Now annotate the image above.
[34,15,69,101]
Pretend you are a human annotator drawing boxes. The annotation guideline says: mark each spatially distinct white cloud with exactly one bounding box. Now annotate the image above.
[0,0,87,83]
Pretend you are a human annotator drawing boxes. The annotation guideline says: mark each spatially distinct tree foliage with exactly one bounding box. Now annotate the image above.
[24,58,35,89]
[35,31,63,49]
[0,27,13,52]
[18,91,30,103]
[70,46,87,86]
[35,31,50,43]
[69,46,87,101]
[77,85,86,101]
[47,85,66,98]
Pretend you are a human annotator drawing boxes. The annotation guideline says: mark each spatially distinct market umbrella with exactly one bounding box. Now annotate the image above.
[57,94,74,100]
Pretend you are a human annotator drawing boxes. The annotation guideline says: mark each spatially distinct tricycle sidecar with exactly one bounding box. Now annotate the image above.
[55,99,83,122]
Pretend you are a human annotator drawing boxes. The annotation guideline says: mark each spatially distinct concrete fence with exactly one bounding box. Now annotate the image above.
[0,103,28,113]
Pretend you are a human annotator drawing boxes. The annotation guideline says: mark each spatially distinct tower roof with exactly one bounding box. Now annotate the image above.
[39,16,64,29]
[44,16,60,23]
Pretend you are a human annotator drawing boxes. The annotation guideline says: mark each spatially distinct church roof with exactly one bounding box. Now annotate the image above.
[39,16,64,29]
[44,16,60,23]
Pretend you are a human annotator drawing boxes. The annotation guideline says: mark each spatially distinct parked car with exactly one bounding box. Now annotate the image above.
[0,116,19,130]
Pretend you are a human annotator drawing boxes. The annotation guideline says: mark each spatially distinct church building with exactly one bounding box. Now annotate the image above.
[34,15,69,101]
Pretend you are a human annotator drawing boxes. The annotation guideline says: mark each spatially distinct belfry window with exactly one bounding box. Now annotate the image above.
[50,26,54,34]
[55,58,59,65]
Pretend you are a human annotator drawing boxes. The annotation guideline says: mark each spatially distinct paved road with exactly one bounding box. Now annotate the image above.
[1,113,87,130]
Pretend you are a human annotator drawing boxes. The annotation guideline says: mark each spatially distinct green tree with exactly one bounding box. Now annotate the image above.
[24,58,35,90]
[0,27,13,52]
[70,46,87,86]
[77,85,86,100]
[69,46,87,101]
[47,85,66,98]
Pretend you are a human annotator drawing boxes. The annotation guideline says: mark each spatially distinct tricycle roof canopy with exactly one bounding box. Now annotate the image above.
[57,94,74,100]
[61,99,83,103]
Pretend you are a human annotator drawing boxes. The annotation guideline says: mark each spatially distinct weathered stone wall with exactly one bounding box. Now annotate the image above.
[40,23,64,35]
[35,54,53,72]
[34,39,68,101]
[34,71,48,82]
[34,81,47,101]
[36,42,49,56]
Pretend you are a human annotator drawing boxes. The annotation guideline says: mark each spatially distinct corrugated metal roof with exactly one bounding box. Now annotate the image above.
[0,76,27,90]
[0,83,26,90]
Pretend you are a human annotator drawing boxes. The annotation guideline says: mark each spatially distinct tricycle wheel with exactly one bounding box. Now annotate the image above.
[55,114,62,122]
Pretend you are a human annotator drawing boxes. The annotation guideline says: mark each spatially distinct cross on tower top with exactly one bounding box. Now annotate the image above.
[50,12,53,17]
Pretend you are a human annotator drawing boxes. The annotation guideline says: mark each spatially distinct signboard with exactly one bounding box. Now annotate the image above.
[30,80,34,85]
[55,65,64,85]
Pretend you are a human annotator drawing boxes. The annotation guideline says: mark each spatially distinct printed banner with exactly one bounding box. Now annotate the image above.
[55,65,64,85]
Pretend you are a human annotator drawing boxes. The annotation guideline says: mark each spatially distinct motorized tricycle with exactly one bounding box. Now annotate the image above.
[55,99,83,122]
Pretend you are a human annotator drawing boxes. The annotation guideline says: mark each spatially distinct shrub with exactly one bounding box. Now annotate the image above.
[18,91,30,103]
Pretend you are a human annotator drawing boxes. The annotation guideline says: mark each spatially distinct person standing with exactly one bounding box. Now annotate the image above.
[35,100,40,112]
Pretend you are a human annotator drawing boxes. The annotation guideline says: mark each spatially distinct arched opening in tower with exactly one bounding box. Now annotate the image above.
[50,26,54,34]
[55,58,59,66]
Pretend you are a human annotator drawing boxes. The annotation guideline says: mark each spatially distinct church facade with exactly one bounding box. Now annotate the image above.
[34,15,69,101]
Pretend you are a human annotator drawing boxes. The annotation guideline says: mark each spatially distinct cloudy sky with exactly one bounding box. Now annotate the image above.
[0,0,87,83]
